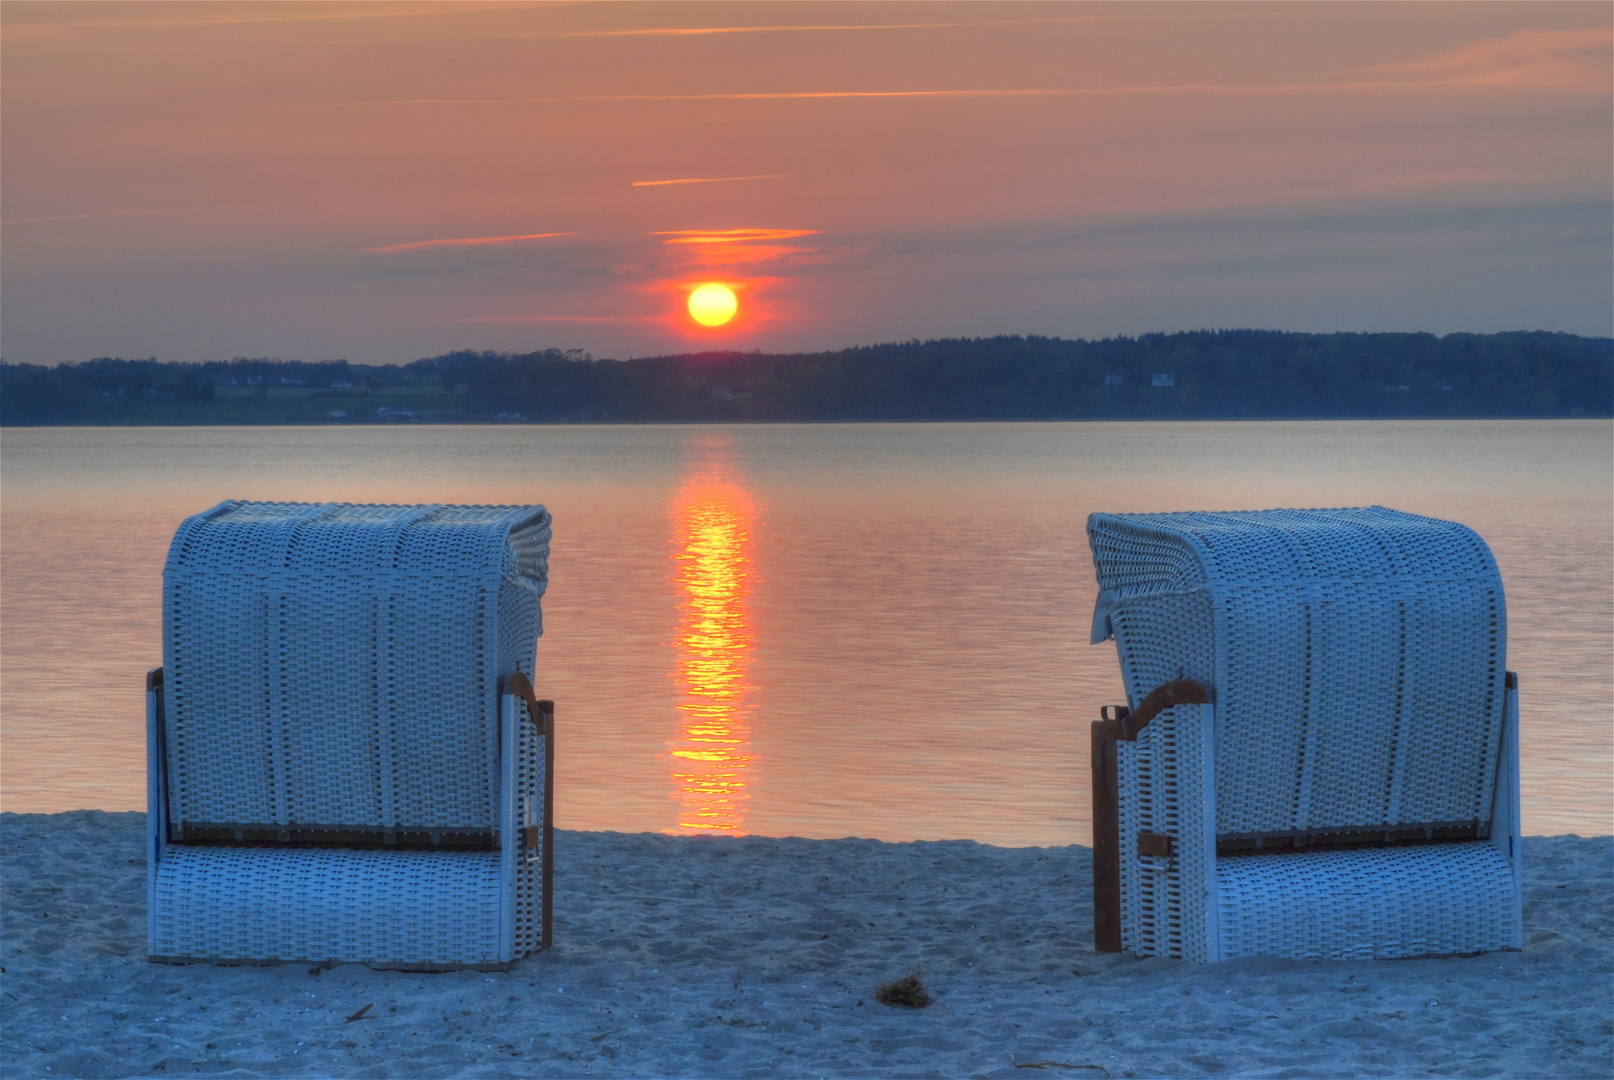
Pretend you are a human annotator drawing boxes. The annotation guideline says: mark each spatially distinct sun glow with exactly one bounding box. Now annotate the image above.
[687,282,738,327]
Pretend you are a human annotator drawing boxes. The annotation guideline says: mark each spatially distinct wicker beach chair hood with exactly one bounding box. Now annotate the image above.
[148,501,554,968]
[1087,506,1522,962]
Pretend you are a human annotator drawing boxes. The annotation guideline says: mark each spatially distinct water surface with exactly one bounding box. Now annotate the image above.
[3,421,1608,842]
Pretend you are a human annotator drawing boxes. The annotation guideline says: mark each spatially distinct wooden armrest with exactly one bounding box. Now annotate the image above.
[1091,677,1207,953]
[505,672,553,730]
[1113,678,1209,741]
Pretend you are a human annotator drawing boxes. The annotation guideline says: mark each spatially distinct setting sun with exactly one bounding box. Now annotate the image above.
[687,282,737,327]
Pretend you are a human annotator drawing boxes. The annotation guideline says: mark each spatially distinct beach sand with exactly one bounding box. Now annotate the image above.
[2,811,1609,1079]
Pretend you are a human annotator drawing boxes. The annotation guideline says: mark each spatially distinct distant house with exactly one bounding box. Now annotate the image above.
[1152,373,1175,387]
[330,379,353,389]
[1103,374,1123,386]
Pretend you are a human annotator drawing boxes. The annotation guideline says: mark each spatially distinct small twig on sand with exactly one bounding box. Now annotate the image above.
[588,1028,626,1042]
[345,1003,374,1023]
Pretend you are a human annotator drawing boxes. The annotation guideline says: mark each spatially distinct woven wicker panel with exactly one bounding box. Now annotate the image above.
[1109,592,1217,704]
[165,577,276,825]
[152,846,505,965]
[1117,739,1143,956]
[1088,507,1506,838]
[163,501,549,833]
[1214,844,1519,960]
[1118,704,1214,962]
[514,700,545,956]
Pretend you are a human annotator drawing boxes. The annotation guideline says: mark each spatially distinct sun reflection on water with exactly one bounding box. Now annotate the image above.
[666,435,759,833]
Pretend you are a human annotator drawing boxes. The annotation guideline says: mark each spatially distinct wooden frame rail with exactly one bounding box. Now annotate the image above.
[506,672,555,952]
[1092,679,1209,953]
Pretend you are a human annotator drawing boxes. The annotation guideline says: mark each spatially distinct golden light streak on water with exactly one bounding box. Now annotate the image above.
[666,434,759,833]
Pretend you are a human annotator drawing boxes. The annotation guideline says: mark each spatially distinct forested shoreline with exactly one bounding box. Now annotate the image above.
[2,330,1608,425]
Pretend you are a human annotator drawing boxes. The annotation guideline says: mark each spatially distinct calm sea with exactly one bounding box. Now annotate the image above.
[2,421,1609,843]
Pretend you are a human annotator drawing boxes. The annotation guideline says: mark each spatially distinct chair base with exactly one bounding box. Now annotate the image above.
[152,845,526,967]
[1214,842,1521,961]
[147,954,518,973]
[1097,686,1524,962]
[147,674,553,968]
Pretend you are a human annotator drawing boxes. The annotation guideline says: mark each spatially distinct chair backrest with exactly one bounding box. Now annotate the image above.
[161,501,551,840]
[1088,506,1506,841]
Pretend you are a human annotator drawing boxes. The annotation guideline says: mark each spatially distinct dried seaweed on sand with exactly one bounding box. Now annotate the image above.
[874,973,932,1008]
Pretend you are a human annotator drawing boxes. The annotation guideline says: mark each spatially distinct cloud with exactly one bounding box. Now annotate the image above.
[1,3,503,38]
[363,231,577,253]
[648,230,823,267]
[500,13,1285,39]
[652,229,820,244]
[324,72,1607,110]
[1361,28,1612,89]
[5,6,1281,42]
[632,174,787,188]
[1349,169,1513,194]
[445,315,656,323]
[1,207,207,226]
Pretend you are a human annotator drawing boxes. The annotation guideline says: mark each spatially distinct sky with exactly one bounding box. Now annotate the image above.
[2,1,1610,365]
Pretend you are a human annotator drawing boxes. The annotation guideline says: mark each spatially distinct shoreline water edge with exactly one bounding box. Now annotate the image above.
[1,811,1609,1079]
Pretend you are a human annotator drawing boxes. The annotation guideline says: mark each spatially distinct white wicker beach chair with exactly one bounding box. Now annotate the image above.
[1087,506,1522,961]
[146,501,554,968]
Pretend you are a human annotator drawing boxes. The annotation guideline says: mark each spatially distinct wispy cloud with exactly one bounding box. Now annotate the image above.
[1,207,206,226]
[647,229,824,269]
[632,174,787,188]
[363,231,576,253]
[8,7,1282,42]
[324,74,1605,110]
[448,315,657,323]
[653,229,820,245]
[1360,28,1611,89]
[3,3,505,38]
[505,13,1285,39]
[1350,169,1512,194]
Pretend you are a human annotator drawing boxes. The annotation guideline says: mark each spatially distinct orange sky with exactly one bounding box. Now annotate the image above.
[2,1,1609,363]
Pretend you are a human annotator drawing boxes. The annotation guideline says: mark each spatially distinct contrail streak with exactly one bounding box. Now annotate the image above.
[450,315,656,323]
[321,77,1601,109]
[652,228,819,244]
[633,174,787,187]
[364,231,576,253]
[504,14,1280,39]
[1,207,205,225]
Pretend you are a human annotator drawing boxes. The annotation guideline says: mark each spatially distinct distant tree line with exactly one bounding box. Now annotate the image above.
[2,331,1609,425]
[0,356,387,424]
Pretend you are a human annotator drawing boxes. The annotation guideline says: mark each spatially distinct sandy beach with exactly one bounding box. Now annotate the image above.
[1,812,1609,1079]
